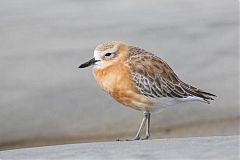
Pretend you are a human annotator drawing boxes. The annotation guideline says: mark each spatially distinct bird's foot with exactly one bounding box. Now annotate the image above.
[141,135,151,140]
[116,136,140,141]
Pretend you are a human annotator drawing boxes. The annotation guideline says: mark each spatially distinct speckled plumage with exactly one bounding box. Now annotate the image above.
[126,46,215,103]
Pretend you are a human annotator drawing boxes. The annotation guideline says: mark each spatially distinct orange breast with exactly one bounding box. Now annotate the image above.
[92,62,155,111]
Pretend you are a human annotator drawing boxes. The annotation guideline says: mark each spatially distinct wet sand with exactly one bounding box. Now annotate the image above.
[0,136,239,160]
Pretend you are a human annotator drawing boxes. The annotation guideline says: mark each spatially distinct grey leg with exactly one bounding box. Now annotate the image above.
[142,112,151,140]
[116,112,148,141]
[133,113,147,140]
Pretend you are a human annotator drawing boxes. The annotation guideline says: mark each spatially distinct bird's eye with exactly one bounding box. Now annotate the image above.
[105,53,112,57]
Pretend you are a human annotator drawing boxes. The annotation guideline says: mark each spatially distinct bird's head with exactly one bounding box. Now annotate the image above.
[79,41,128,69]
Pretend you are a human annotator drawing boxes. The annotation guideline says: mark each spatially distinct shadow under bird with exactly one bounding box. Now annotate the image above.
[79,41,216,141]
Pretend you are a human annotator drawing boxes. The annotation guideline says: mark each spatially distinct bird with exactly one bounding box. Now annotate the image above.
[78,41,216,141]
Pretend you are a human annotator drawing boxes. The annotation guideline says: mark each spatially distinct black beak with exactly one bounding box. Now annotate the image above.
[78,58,99,68]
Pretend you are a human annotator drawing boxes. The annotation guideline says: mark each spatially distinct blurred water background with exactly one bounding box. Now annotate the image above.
[0,0,239,150]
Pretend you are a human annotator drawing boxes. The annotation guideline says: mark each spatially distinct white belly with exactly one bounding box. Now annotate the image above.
[149,96,205,113]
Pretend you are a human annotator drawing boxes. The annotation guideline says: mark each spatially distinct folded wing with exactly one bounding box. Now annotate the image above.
[125,46,216,103]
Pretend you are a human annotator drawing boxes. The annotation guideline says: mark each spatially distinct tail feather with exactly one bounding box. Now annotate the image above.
[180,82,217,104]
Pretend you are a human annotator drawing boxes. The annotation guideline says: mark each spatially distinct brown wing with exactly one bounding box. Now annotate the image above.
[125,46,216,102]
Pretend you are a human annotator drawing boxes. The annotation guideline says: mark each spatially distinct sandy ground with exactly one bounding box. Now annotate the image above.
[0,136,239,160]
[0,0,239,149]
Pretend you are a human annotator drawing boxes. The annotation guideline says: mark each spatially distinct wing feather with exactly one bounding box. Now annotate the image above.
[125,46,216,102]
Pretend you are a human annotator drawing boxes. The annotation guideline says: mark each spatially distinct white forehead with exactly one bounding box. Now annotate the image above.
[94,48,117,60]
[94,49,101,60]
[93,41,125,60]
